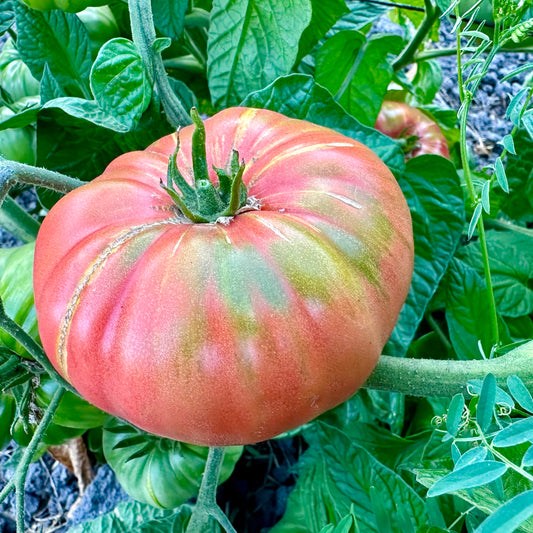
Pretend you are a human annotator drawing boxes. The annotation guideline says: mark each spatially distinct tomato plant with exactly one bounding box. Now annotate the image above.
[0,0,533,532]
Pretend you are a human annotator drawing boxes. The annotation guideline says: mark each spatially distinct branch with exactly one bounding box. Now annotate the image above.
[365,341,533,397]
[128,0,192,128]
[0,157,83,208]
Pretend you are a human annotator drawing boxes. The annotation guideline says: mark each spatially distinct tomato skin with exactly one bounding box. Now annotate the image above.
[375,101,450,159]
[33,107,414,446]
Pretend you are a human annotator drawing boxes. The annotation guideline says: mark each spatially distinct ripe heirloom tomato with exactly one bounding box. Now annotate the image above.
[33,107,414,446]
[375,101,450,159]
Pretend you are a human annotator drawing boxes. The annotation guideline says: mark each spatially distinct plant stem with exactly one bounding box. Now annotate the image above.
[485,218,533,237]
[393,0,439,71]
[425,313,453,352]
[455,24,501,348]
[128,0,192,128]
[0,158,83,207]
[415,45,533,61]
[0,386,65,533]
[365,342,533,398]
[476,422,533,483]
[186,447,237,533]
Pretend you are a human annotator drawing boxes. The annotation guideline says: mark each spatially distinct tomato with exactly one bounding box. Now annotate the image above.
[103,417,242,508]
[0,107,36,164]
[36,376,108,429]
[33,107,414,446]
[11,415,85,447]
[18,0,109,12]
[375,101,450,159]
[0,242,39,357]
[0,39,40,103]
[77,6,120,58]
[0,394,15,450]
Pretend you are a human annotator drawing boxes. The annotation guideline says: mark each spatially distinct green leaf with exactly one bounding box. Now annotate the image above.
[0,243,39,358]
[481,180,491,213]
[468,202,483,240]
[15,3,91,97]
[90,38,152,129]
[68,500,188,533]
[426,461,508,497]
[492,417,533,448]
[103,418,242,509]
[207,0,312,107]
[0,196,39,244]
[477,374,496,432]
[151,0,188,40]
[316,32,404,126]
[386,155,465,355]
[318,511,359,533]
[332,0,391,32]
[467,379,514,409]
[507,375,533,414]
[501,134,516,155]
[506,88,529,128]
[522,445,533,467]
[474,490,533,533]
[522,110,533,141]
[271,423,427,533]
[455,447,488,470]
[460,231,533,318]
[444,259,500,360]
[446,393,465,438]
[297,0,348,61]
[42,97,131,132]
[494,157,509,193]
[0,1,15,33]
[40,64,66,104]
[241,73,405,174]
[500,130,533,222]
[0,104,40,131]
[411,59,443,105]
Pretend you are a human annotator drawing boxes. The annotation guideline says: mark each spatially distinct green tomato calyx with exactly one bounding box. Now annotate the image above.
[162,108,250,224]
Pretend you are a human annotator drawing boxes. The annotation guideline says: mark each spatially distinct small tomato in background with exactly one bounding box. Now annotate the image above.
[375,100,450,159]
[77,6,121,58]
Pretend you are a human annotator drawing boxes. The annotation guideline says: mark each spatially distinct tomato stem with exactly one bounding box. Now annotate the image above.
[393,0,439,71]
[191,108,210,185]
[366,341,533,397]
[186,447,237,533]
[163,112,249,223]
[128,0,192,128]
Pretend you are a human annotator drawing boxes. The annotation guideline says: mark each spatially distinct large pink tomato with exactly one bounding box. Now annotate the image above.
[33,107,414,446]
[375,101,450,159]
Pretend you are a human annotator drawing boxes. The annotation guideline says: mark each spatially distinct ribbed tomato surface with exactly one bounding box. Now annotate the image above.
[34,107,414,446]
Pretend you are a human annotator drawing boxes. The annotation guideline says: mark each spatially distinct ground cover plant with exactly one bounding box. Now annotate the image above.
[0,0,533,531]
